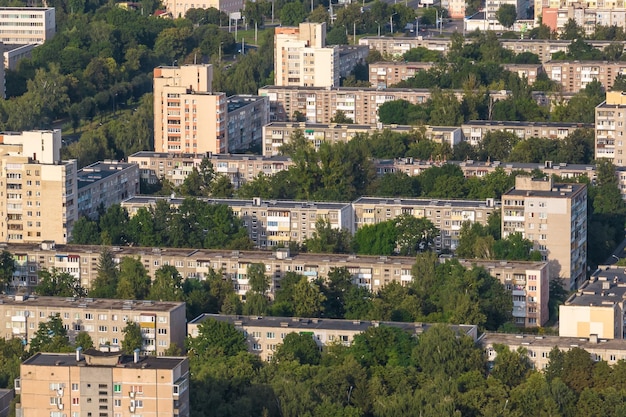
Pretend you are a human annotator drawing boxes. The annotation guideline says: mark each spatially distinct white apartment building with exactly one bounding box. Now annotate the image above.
[0,7,55,44]
[274,23,340,88]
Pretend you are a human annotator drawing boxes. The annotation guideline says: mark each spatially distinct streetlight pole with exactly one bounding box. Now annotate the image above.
[219,41,223,63]
[390,12,397,34]
[375,20,380,37]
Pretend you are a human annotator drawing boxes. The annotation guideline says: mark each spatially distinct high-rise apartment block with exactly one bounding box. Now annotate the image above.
[0,294,186,354]
[596,90,626,163]
[153,64,227,154]
[502,176,587,290]
[0,130,77,244]
[0,7,55,45]
[274,23,340,88]
[16,350,189,417]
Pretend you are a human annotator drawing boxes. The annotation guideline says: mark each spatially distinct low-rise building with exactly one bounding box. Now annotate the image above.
[544,60,626,93]
[352,197,498,252]
[121,196,354,249]
[559,265,626,340]
[461,120,592,146]
[368,61,435,88]
[226,95,269,153]
[188,313,479,361]
[0,7,55,45]
[0,294,186,354]
[16,350,189,417]
[76,161,140,219]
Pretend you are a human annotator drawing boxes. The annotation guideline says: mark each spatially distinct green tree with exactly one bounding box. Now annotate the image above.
[29,314,72,354]
[305,218,352,254]
[116,257,151,300]
[495,4,516,28]
[89,248,119,299]
[394,214,439,255]
[35,268,86,297]
[186,318,247,357]
[327,25,349,45]
[121,321,143,354]
[330,110,353,124]
[280,1,306,26]
[71,217,101,245]
[352,221,397,255]
[74,331,94,350]
[148,265,183,301]
[0,251,16,290]
[274,332,321,365]
[247,263,269,294]
[292,277,326,317]
[490,344,532,388]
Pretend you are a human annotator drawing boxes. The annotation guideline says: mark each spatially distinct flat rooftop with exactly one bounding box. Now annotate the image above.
[77,161,136,189]
[566,265,626,307]
[0,295,183,312]
[128,151,291,163]
[227,95,266,112]
[190,313,478,340]
[482,332,626,351]
[504,182,585,198]
[463,120,592,128]
[122,196,352,208]
[353,196,497,208]
[23,351,185,370]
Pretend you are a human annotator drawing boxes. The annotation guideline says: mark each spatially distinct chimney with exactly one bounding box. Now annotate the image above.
[76,346,83,362]
[133,348,140,364]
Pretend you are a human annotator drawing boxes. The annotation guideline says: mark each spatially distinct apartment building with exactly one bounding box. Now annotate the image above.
[121,196,354,249]
[544,60,626,93]
[0,45,4,99]
[188,314,479,361]
[461,120,592,146]
[153,64,228,154]
[164,0,243,17]
[0,130,77,244]
[502,176,587,290]
[76,161,139,219]
[458,259,550,327]
[128,151,293,189]
[559,265,626,339]
[274,23,340,88]
[16,350,189,417]
[368,61,435,88]
[226,95,269,153]
[500,39,621,63]
[337,45,369,78]
[358,36,452,57]
[503,63,543,85]
[481,332,626,370]
[0,294,186,354]
[258,85,511,124]
[596,90,626,164]
[262,122,461,156]
[352,197,498,252]
[3,43,33,70]
[0,7,55,45]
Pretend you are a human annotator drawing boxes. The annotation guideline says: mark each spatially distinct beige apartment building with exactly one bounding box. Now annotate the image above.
[121,196,354,249]
[352,197,498,252]
[368,61,435,88]
[274,23,340,88]
[500,39,622,63]
[0,294,186,354]
[153,64,227,154]
[503,63,544,85]
[461,120,592,146]
[258,85,511,124]
[481,332,626,370]
[76,161,139,219]
[16,350,189,417]
[262,122,461,156]
[188,314,479,361]
[0,130,77,244]
[164,0,243,16]
[559,265,626,340]
[544,60,626,93]
[596,90,626,164]
[0,7,55,45]
[358,36,452,57]
[502,176,587,290]
[458,259,550,327]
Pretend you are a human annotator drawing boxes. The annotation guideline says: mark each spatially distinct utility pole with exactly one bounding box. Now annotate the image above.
[353,21,356,44]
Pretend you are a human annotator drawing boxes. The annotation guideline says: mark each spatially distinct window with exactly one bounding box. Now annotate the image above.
[113,384,121,393]
[266,332,275,339]
[157,328,167,335]
[252,343,262,351]
[98,326,107,332]
[50,397,60,405]
[114,399,121,407]
[72,398,79,405]
[85,313,94,320]
[72,383,78,391]
[98,314,107,320]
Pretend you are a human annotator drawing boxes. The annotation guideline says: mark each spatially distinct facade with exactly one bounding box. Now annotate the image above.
[461,120,592,146]
[121,196,354,249]
[358,36,453,57]
[262,122,461,156]
[503,63,543,85]
[0,45,3,98]
[258,85,511,124]
[226,95,270,153]
[596,90,626,163]
[0,294,186,354]
[0,130,77,244]
[188,314,479,361]
[153,64,228,154]
[274,23,340,88]
[3,43,33,70]
[500,39,621,63]
[76,161,140,219]
[0,7,55,45]
[544,60,626,93]
[164,0,243,17]
[368,61,435,88]
[128,151,293,189]
[559,265,626,339]
[337,45,369,78]
[0,390,12,417]
[501,176,587,290]
[16,350,189,417]
[352,197,498,252]
[481,332,626,370]
[458,259,550,327]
